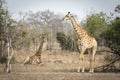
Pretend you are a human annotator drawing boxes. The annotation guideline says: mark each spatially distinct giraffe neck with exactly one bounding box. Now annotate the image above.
[70,16,87,38]
[35,39,45,56]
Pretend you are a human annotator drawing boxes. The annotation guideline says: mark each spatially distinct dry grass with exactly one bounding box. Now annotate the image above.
[0,50,119,80]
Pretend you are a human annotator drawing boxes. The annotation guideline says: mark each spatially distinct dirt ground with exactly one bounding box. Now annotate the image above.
[0,50,120,80]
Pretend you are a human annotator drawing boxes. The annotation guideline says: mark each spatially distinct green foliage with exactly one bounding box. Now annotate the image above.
[0,55,7,64]
[10,56,17,64]
[101,17,120,55]
[13,29,32,50]
[22,31,27,37]
[56,32,67,50]
[0,55,16,64]
[0,0,15,56]
[21,31,30,48]
[104,54,113,62]
[85,12,108,39]
[56,32,78,52]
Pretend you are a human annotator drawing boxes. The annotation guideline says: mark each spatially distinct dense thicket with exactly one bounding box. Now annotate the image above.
[56,32,78,51]
[101,17,120,56]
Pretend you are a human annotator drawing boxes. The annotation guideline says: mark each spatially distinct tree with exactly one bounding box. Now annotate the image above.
[0,0,15,56]
[115,4,120,13]
[84,12,108,40]
[95,6,120,71]
[96,17,120,71]
[0,0,15,73]
[101,5,120,57]
[84,11,120,71]
[101,17,120,56]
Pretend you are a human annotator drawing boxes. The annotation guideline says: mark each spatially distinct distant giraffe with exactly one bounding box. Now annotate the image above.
[24,35,46,64]
[63,12,97,72]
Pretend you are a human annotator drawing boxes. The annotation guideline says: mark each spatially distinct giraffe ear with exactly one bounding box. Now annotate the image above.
[68,12,70,14]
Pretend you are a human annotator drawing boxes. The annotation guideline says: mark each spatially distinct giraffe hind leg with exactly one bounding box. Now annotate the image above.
[90,46,97,73]
[88,49,92,72]
[81,54,85,72]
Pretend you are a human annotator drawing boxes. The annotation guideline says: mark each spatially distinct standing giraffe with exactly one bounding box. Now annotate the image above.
[24,35,46,64]
[63,12,97,72]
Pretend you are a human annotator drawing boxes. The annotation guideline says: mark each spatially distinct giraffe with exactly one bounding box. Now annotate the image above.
[24,35,46,64]
[63,12,97,72]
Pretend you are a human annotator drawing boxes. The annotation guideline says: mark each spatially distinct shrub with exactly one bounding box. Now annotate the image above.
[56,32,78,52]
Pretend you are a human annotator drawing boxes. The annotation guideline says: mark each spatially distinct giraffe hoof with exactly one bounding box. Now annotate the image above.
[89,70,94,73]
[81,71,84,73]
[8,70,11,73]
[77,70,80,73]
[81,70,84,73]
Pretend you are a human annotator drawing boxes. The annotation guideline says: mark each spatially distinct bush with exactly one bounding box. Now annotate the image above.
[56,32,78,52]
[101,17,120,56]
[56,32,67,50]
[104,54,113,62]
[0,55,7,64]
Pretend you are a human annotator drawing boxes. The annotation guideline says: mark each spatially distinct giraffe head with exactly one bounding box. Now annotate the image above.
[63,12,73,21]
[41,34,46,41]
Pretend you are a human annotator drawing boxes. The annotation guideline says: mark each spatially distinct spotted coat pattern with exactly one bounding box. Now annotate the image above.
[63,12,97,72]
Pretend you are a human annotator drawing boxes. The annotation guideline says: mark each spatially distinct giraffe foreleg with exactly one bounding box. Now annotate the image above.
[77,48,86,72]
[37,56,42,63]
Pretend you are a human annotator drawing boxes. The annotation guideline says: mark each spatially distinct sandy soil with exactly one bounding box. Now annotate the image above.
[0,50,119,80]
